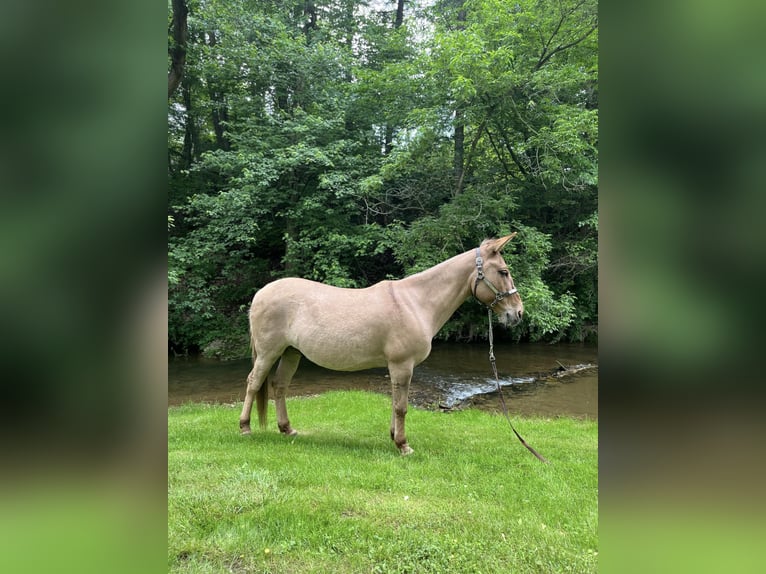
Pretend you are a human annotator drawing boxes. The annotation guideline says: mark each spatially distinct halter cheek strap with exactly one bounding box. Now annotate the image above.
[473,248,518,308]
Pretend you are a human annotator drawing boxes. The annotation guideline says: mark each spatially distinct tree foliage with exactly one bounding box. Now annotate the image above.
[168,0,598,356]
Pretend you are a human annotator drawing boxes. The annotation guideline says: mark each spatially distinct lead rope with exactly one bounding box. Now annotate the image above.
[486,308,549,463]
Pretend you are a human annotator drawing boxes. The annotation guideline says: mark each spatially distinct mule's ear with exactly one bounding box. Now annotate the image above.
[491,232,517,253]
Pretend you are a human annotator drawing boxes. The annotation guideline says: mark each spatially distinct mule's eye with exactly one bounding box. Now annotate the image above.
[499,269,509,277]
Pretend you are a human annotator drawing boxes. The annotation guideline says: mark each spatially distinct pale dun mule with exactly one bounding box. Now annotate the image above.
[239,234,524,455]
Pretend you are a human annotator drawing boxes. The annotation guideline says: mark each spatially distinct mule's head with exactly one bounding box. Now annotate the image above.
[473,233,524,327]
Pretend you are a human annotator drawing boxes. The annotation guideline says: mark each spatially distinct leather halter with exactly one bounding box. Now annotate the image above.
[472,247,518,308]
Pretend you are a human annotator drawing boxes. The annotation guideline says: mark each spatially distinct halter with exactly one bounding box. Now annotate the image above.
[472,248,518,308]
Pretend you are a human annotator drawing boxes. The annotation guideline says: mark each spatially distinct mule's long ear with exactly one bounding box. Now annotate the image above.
[491,232,517,254]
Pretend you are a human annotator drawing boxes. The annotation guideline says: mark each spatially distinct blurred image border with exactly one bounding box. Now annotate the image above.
[1,0,764,572]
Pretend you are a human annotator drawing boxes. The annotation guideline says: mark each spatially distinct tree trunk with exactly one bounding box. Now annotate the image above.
[210,100,230,151]
[453,108,465,193]
[395,0,405,28]
[384,0,406,155]
[206,30,230,150]
[180,77,198,168]
[168,0,189,98]
[455,119,486,196]
[452,2,467,193]
[303,1,318,41]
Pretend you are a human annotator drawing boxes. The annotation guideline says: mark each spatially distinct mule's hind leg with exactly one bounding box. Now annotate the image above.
[273,347,301,436]
[240,353,278,434]
[388,361,415,455]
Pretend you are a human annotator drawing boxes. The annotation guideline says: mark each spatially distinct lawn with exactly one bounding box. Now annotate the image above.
[168,391,597,573]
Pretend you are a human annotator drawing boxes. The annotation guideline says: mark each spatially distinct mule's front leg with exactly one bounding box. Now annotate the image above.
[388,362,414,455]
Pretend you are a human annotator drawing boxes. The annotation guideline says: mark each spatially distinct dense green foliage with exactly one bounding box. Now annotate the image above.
[169,392,598,572]
[168,0,598,355]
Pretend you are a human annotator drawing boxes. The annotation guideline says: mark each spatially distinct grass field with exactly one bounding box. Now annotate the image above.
[168,391,598,573]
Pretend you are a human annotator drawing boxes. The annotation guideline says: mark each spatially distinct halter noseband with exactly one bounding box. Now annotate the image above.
[473,247,518,308]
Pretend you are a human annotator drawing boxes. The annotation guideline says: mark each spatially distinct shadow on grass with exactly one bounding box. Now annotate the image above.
[238,426,399,458]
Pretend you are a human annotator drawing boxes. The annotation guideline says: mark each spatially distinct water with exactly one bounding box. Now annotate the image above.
[168,342,597,419]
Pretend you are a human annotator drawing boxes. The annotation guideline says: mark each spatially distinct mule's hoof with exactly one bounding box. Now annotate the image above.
[240,427,252,435]
[284,429,298,437]
[399,444,414,456]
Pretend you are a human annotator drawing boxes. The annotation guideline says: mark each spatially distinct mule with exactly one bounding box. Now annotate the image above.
[239,233,524,455]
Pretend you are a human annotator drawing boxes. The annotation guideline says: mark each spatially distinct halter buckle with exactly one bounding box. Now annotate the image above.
[475,254,485,280]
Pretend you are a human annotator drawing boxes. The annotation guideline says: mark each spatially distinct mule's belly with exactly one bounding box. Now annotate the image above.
[290,317,429,372]
[301,350,387,372]
[292,329,389,371]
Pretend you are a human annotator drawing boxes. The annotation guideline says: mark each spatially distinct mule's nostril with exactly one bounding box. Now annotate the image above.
[518,309,524,320]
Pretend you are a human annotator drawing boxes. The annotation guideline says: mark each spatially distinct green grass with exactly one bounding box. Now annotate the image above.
[168,391,597,573]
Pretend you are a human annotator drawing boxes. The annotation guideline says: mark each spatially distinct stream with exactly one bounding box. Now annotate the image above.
[169,342,597,419]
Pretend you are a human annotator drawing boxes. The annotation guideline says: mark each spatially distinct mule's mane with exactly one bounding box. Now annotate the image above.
[399,239,497,282]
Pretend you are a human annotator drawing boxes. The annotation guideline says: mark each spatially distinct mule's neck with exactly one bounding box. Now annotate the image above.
[397,250,476,339]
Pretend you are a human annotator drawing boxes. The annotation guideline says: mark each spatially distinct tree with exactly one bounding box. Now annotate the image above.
[167,0,598,355]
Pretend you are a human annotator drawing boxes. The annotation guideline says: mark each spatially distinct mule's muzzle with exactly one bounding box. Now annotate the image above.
[500,308,523,327]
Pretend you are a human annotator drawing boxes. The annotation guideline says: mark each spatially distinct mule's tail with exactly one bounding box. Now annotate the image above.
[249,321,269,430]
[255,378,268,429]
